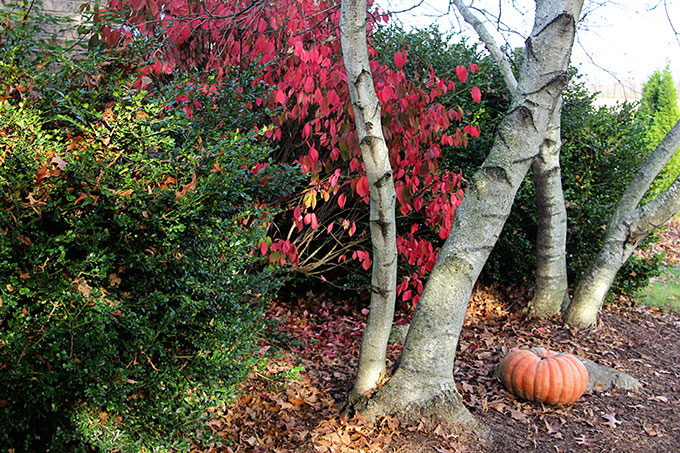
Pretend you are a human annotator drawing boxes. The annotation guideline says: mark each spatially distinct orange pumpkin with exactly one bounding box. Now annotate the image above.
[498,347,588,406]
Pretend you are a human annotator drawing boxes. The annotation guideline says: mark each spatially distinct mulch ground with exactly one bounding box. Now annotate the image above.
[195,221,680,452]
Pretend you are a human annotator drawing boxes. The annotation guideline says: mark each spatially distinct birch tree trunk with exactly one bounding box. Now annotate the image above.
[529,99,570,315]
[452,0,569,317]
[340,0,398,396]
[354,0,583,425]
[565,120,680,327]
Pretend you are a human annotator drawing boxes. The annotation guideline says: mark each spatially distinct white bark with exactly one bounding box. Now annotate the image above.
[340,0,398,396]
[357,0,583,424]
[609,119,680,228]
[529,99,569,315]
[452,0,569,317]
[565,119,680,327]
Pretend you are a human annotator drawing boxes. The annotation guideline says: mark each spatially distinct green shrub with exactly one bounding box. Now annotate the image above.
[0,21,300,452]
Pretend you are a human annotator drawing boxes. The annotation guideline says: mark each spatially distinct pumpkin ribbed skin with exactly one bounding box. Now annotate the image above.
[499,347,588,406]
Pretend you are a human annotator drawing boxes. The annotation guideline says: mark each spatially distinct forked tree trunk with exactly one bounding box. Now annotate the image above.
[529,99,570,316]
[340,0,398,397]
[354,0,583,425]
[452,0,569,317]
[565,120,680,327]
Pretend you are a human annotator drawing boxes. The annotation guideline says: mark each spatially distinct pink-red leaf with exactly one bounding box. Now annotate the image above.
[394,49,407,69]
[471,86,482,103]
[456,65,468,83]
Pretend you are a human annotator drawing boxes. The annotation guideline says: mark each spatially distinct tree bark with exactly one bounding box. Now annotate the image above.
[564,120,680,327]
[340,0,398,396]
[452,0,569,317]
[354,0,583,425]
[529,99,570,316]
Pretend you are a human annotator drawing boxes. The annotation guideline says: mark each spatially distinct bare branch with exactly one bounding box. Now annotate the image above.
[451,0,517,95]
[664,0,680,47]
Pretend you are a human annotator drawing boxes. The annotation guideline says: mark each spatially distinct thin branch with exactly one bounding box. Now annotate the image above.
[451,0,517,95]
[378,0,427,15]
[574,33,640,96]
[664,0,680,47]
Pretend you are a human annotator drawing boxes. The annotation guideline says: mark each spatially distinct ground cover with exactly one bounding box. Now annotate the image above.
[636,218,680,312]
[193,223,680,452]
[639,265,680,312]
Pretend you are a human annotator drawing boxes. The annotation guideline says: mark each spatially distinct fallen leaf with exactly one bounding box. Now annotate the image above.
[489,402,506,414]
[109,273,122,286]
[73,278,93,297]
[51,155,67,170]
[508,407,528,423]
[643,425,660,437]
[175,172,197,200]
[601,413,622,429]
[544,419,561,435]
[574,434,592,446]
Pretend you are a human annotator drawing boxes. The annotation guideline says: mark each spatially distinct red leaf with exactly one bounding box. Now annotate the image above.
[171,22,192,46]
[470,63,479,74]
[394,49,407,69]
[258,17,268,33]
[258,241,268,255]
[304,76,315,93]
[413,196,423,211]
[274,90,287,105]
[456,65,468,83]
[464,124,480,138]
[355,176,369,198]
[471,86,482,103]
[338,193,347,209]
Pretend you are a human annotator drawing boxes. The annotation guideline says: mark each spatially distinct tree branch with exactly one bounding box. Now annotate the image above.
[609,119,680,229]
[451,0,518,95]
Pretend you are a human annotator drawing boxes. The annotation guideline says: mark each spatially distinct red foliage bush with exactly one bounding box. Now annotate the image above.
[98,0,482,304]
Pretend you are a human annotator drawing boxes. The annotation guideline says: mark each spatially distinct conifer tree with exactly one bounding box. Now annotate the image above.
[640,64,680,196]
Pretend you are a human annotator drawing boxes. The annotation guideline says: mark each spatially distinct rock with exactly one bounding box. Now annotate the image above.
[576,356,641,392]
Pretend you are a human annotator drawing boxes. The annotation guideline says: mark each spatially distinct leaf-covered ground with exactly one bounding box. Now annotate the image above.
[196,222,680,452]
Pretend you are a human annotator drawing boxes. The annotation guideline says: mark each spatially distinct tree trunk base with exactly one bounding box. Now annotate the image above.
[345,371,491,442]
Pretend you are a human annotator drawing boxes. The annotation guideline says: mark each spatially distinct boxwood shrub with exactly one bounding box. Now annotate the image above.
[0,19,300,451]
